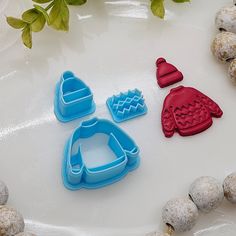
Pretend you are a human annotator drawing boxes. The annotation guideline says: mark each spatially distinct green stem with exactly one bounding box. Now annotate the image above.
[45,1,55,11]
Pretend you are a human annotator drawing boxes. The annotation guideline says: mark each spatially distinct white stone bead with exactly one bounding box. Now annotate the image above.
[162,197,198,233]
[223,172,236,203]
[211,32,236,62]
[228,58,236,82]
[0,206,24,236]
[189,176,224,213]
[215,6,236,33]
[15,233,36,236]
[0,181,8,205]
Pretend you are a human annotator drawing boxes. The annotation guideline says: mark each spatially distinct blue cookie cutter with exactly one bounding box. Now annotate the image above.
[54,71,96,122]
[62,117,140,190]
[106,89,147,123]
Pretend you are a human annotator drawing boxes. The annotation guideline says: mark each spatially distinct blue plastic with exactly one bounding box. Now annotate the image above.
[54,71,96,122]
[62,117,140,190]
[106,89,147,123]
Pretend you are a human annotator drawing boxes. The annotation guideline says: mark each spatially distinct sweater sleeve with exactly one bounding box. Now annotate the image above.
[161,107,176,137]
[197,91,223,118]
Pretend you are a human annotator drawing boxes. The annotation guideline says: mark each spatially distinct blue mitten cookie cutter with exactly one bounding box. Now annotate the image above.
[62,117,140,190]
[54,71,96,122]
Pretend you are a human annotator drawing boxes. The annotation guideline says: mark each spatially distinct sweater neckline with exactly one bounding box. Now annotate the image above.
[170,85,184,93]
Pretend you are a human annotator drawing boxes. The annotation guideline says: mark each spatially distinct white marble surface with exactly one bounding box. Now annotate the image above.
[0,0,236,235]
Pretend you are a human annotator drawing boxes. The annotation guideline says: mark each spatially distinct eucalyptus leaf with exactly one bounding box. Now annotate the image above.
[22,9,39,23]
[151,0,165,19]
[22,25,32,48]
[32,0,53,3]
[65,0,86,5]
[49,0,69,31]
[6,0,191,49]
[31,13,46,32]
[6,17,26,29]
[34,4,50,24]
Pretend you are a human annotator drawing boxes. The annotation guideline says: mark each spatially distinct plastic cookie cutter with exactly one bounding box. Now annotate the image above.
[62,117,140,190]
[106,89,147,123]
[54,71,96,122]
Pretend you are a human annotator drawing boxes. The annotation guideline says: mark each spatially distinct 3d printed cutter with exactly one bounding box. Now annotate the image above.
[106,89,147,123]
[62,117,140,190]
[54,71,96,122]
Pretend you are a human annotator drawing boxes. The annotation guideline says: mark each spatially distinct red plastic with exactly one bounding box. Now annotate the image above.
[161,86,223,137]
[156,58,183,88]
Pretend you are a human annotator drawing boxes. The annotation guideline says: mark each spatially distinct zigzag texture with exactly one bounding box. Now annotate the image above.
[161,86,223,137]
[110,90,145,118]
[107,89,147,122]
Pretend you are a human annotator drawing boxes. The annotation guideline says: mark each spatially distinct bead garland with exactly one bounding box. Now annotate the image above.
[0,181,36,236]
[150,173,236,236]
[211,0,236,82]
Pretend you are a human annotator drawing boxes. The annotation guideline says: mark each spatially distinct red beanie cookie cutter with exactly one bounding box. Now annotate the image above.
[161,86,223,137]
[156,58,184,88]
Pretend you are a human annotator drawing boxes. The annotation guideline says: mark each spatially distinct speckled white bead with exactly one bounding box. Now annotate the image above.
[215,6,236,33]
[228,58,236,82]
[189,176,224,213]
[211,32,236,62]
[223,172,236,203]
[0,206,24,236]
[15,233,36,236]
[162,197,198,233]
[0,181,8,205]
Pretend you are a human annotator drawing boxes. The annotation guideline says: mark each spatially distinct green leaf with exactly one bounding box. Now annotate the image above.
[6,17,27,29]
[22,9,39,23]
[22,7,47,32]
[172,0,190,2]
[31,13,46,32]
[22,25,32,48]
[49,0,69,31]
[32,0,53,3]
[34,4,50,24]
[65,0,86,5]
[151,0,165,19]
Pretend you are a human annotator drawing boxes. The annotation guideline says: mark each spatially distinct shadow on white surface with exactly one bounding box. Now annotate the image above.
[26,219,152,236]
[26,219,236,236]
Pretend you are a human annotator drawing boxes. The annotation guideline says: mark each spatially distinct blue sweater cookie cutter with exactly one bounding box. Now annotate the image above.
[106,89,147,123]
[54,71,96,122]
[62,117,140,190]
